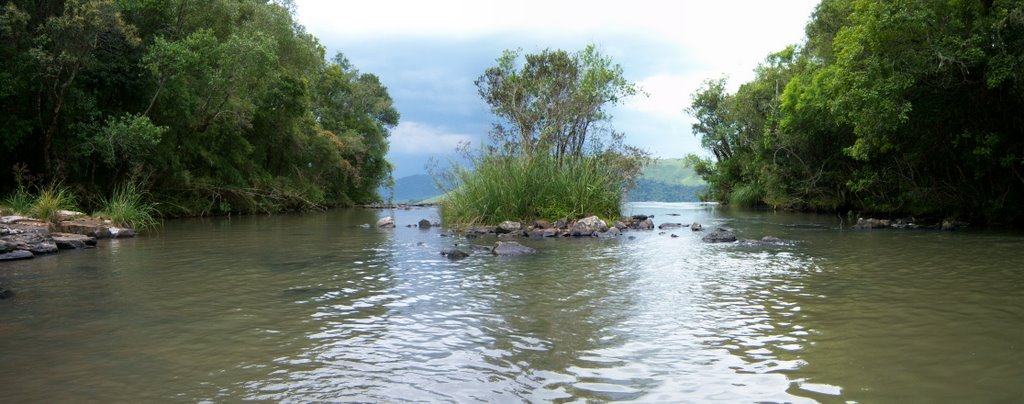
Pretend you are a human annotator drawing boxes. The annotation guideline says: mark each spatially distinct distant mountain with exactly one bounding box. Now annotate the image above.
[386,158,707,204]
[626,159,707,202]
[382,174,443,203]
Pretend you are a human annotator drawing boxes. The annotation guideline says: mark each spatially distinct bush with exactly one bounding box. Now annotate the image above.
[440,153,625,225]
[98,182,159,230]
[32,183,79,225]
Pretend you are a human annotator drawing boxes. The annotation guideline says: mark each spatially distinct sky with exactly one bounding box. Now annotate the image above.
[293,0,821,178]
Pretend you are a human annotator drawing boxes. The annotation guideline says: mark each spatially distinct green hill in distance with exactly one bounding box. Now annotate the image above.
[626,158,707,202]
[388,158,707,204]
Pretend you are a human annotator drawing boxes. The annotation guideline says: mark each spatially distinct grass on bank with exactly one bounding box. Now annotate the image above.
[0,182,159,231]
[439,153,626,225]
[96,182,160,230]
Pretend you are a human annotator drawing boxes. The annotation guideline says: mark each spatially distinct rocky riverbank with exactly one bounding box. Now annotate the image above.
[0,214,137,262]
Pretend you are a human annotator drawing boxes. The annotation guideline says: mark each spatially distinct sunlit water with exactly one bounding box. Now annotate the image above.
[1,203,1022,402]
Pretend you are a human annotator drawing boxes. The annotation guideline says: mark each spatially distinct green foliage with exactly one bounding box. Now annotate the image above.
[97,181,159,230]
[0,0,397,216]
[31,184,79,225]
[440,153,625,225]
[688,0,1024,224]
[476,45,641,160]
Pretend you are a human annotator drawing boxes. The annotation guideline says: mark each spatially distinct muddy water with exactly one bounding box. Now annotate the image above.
[1,203,1021,402]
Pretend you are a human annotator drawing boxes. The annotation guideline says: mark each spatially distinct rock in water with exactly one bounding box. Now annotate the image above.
[418,219,432,229]
[0,250,33,261]
[0,287,13,299]
[570,216,608,237]
[690,222,703,231]
[497,221,523,234]
[702,231,737,243]
[440,248,469,260]
[658,223,683,230]
[492,241,537,256]
[375,217,396,228]
[51,233,98,250]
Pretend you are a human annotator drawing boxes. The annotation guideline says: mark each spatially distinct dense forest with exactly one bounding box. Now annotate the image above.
[688,0,1024,225]
[0,0,397,215]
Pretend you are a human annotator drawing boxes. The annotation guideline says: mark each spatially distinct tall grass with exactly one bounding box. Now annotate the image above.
[98,181,159,230]
[440,153,625,225]
[31,183,79,225]
[2,188,35,215]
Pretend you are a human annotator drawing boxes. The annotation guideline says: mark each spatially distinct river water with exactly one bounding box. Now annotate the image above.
[1,203,1021,402]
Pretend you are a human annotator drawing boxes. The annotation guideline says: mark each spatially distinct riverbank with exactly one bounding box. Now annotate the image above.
[0,213,137,262]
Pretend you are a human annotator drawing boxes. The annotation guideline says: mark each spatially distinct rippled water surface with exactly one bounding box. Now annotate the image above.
[2,203,1022,402]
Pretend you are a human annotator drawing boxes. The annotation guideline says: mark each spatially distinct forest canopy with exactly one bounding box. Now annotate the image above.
[0,0,397,215]
[688,0,1024,225]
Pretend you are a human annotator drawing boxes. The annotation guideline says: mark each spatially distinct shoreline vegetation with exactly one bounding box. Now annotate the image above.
[2,0,1020,231]
[1,1,396,219]
[685,0,1024,226]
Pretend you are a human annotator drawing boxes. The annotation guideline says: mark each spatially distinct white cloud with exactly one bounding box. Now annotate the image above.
[295,0,820,162]
[388,121,476,155]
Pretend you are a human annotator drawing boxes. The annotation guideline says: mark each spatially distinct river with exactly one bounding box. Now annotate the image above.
[1,202,1022,402]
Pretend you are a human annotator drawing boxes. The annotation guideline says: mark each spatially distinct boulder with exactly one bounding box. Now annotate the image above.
[554,218,569,230]
[492,241,537,256]
[702,231,737,243]
[375,216,396,228]
[418,219,432,229]
[51,233,97,250]
[570,216,608,237]
[497,221,523,234]
[440,248,470,260]
[109,227,136,238]
[0,250,33,261]
[597,227,621,238]
[631,214,648,221]
[613,221,627,230]
[58,219,113,238]
[658,222,683,230]
[637,218,655,230]
[690,222,703,231]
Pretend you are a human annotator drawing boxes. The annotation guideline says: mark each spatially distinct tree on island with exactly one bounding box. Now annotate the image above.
[439,45,649,225]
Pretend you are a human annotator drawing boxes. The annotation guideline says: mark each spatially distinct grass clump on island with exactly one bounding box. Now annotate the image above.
[439,45,649,226]
[440,153,627,225]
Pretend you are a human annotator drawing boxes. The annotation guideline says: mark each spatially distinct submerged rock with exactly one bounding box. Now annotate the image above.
[658,222,683,230]
[375,216,396,228]
[0,286,13,299]
[440,248,469,260]
[853,217,891,229]
[418,219,432,229]
[492,241,537,256]
[702,231,737,243]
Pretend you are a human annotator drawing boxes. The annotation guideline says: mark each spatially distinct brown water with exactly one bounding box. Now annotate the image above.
[1,203,1022,402]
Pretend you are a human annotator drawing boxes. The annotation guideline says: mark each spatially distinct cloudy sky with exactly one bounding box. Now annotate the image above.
[293,0,821,178]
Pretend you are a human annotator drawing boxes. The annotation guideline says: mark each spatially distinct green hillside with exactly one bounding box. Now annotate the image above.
[639,158,705,186]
